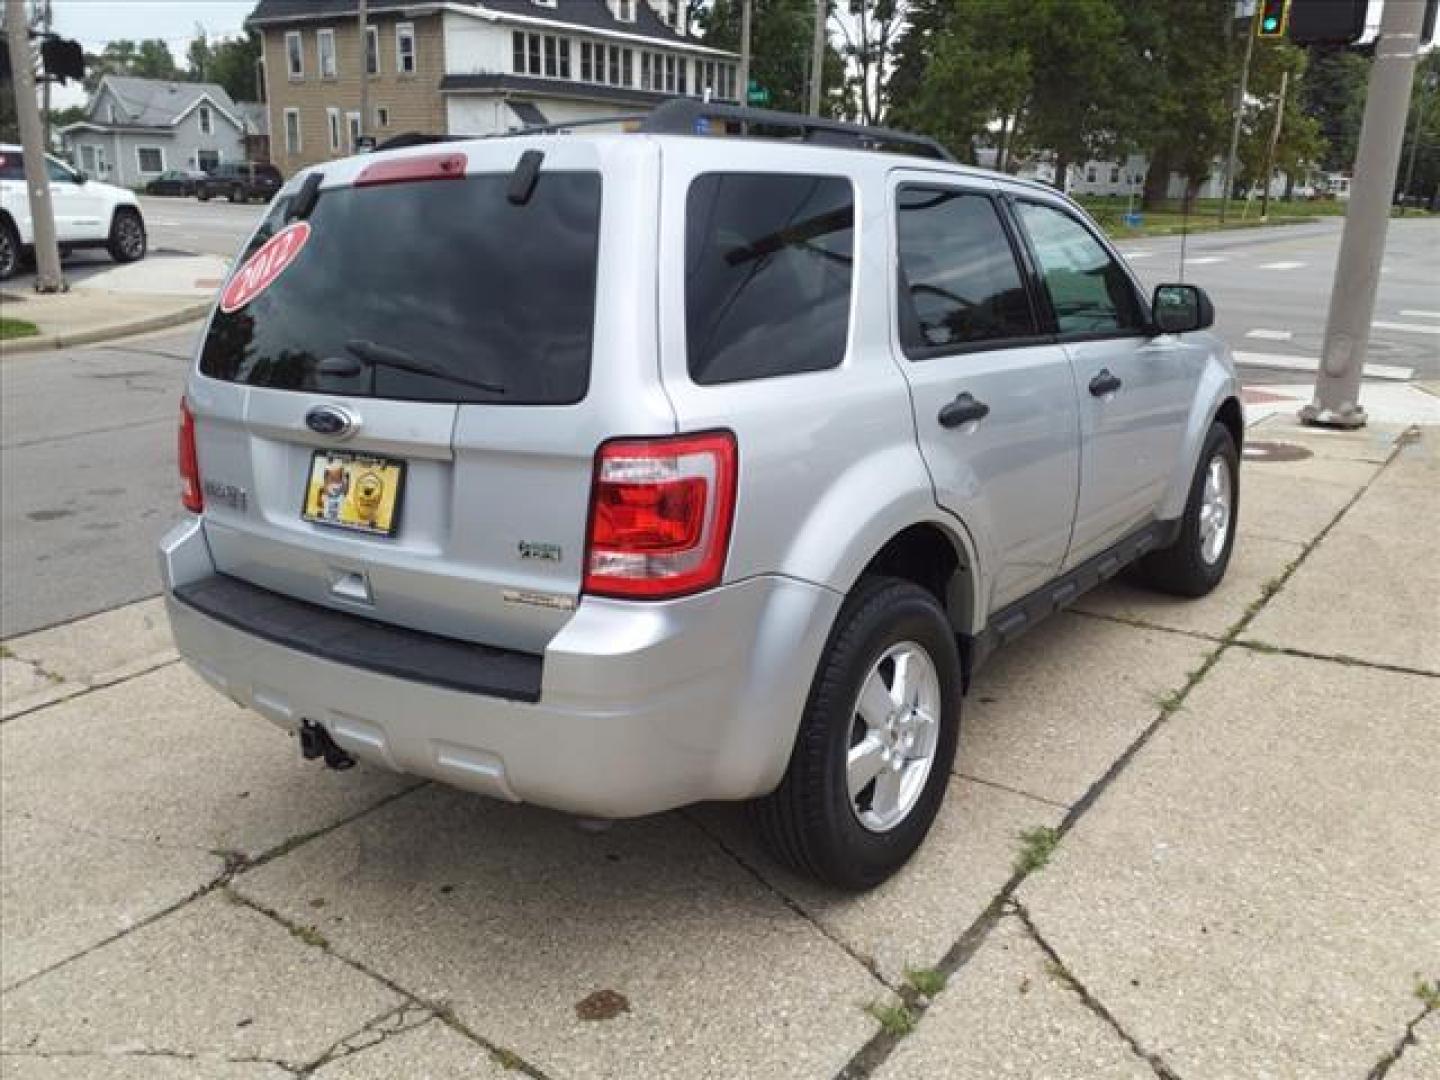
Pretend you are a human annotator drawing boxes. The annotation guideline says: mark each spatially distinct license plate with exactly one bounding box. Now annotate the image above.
[302,450,405,537]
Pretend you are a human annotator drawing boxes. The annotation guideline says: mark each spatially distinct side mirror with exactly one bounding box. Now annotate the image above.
[75,171,88,184]
[1150,283,1214,335]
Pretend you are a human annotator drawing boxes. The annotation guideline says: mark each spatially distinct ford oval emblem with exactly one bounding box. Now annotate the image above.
[305,405,357,438]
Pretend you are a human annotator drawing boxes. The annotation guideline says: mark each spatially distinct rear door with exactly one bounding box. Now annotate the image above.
[1009,197,1199,565]
[889,173,1081,613]
[189,138,671,654]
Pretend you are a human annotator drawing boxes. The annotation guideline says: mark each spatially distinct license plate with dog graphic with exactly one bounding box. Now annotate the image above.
[302,451,405,537]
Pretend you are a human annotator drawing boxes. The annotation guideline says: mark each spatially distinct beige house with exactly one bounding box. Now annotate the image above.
[250,0,740,177]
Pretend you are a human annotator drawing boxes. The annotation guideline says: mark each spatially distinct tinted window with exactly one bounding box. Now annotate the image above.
[0,152,23,180]
[200,171,602,405]
[1015,201,1144,335]
[896,187,1035,352]
[685,173,853,384]
[257,165,283,182]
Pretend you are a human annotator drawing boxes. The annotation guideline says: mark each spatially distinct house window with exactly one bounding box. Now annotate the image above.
[366,26,379,74]
[609,45,620,85]
[527,33,541,74]
[544,36,557,77]
[198,105,212,135]
[581,42,592,81]
[396,23,416,74]
[677,56,686,95]
[513,32,525,73]
[197,148,219,171]
[622,49,632,86]
[615,0,635,21]
[641,52,652,91]
[285,108,302,153]
[136,146,164,174]
[347,112,361,152]
[664,55,676,93]
[286,31,304,79]
[318,29,337,78]
[1110,166,1120,183]
[376,106,390,127]
[1086,166,1097,183]
[327,107,341,152]
[81,144,98,174]
[559,38,571,79]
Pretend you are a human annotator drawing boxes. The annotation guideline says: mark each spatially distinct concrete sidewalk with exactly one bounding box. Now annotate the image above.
[0,252,225,356]
[1,417,1435,1079]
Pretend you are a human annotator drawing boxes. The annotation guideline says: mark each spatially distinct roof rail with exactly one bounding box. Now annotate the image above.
[471,100,953,162]
[639,99,954,162]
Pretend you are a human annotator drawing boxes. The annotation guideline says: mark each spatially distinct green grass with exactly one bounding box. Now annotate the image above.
[1079,194,1435,241]
[906,967,947,998]
[0,318,40,340]
[864,1001,917,1037]
[1015,826,1061,874]
[1417,978,1440,1010]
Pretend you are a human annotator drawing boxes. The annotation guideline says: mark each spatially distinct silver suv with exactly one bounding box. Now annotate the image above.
[162,104,1240,890]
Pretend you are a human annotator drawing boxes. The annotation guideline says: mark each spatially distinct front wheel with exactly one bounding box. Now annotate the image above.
[0,218,19,281]
[752,576,962,891]
[106,208,147,264]
[1138,422,1239,597]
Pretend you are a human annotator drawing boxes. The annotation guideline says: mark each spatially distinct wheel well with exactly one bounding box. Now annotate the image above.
[858,524,974,636]
[1216,396,1243,452]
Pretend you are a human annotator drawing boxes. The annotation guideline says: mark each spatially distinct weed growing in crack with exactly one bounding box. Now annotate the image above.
[905,967,946,998]
[1156,689,1185,716]
[864,1001,916,1037]
[1015,826,1060,874]
[291,924,329,949]
[1416,979,1440,1010]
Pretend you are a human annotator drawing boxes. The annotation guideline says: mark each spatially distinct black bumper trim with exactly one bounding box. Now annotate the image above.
[172,574,544,703]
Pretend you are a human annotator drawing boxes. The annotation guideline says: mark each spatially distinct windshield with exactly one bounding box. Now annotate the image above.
[199,169,603,405]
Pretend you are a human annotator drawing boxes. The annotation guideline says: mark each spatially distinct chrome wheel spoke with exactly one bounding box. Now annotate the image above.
[856,675,893,730]
[847,734,887,799]
[869,767,905,822]
[1198,453,1233,564]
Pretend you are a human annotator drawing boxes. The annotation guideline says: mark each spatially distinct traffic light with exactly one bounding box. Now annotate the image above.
[1286,0,1367,45]
[40,38,86,84]
[1257,0,1290,39]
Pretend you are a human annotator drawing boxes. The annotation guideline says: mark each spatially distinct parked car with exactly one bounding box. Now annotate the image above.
[146,169,206,197]
[0,143,146,281]
[196,162,283,204]
[161,103,1241,890]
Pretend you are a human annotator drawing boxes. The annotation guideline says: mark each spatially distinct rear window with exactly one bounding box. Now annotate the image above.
[199,170,602,404]
[685,173,854,385]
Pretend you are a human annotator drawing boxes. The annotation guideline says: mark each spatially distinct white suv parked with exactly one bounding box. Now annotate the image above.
[162,103,1241,889]
[0,143,147,280]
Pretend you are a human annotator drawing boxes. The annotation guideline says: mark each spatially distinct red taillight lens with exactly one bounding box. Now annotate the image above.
[354,152,467,188]
[583,431,737,599]
[178,397,203,513]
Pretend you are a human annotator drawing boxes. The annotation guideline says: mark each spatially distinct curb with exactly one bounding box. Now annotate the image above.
[0,299,213,358]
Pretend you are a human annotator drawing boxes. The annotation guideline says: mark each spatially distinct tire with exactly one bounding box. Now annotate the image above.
[229,185,244,204]
[106,208,147,264]
[197,188,210,202]
[1137,422,1239,597]
[0,217,18,281]
[752,576,962,891]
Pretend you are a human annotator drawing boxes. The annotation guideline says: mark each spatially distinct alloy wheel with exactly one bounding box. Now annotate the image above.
[846,641,942,833]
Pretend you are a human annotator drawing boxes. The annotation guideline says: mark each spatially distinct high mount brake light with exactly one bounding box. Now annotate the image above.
[584,432,738,599]
[179,397,203,513]
[354,152,467,188]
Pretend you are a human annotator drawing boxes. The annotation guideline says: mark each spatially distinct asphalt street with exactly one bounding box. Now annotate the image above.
[1,214,1435,636]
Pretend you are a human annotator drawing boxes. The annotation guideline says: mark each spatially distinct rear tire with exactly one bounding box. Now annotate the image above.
[229,185,244,204]
[1137,422,1239,597]
[106,208,147,264]
[752,576,962,891]
[0,217,18,281]
[197,188,210,202]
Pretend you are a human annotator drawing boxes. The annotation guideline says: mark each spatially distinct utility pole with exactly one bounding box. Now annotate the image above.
[1258,68,1289,220]
[1221,6,1258,224]
[5,0,64,292]
[739,0,752,107]
[39,0,50,152]
[1300,0,1425,430]
[357,0,369,144]
[808,0,826,117]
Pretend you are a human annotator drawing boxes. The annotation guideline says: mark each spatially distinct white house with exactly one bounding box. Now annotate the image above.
[60,76,258,188]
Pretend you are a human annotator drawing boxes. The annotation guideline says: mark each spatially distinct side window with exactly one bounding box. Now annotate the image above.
[685,173,854,385]
[1014,201,1144,335]
[0,151,24,180]
[46,157,77,183]
[895,186,1036,352]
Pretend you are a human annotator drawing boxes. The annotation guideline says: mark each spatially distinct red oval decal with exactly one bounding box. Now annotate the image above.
[220,221,311,313]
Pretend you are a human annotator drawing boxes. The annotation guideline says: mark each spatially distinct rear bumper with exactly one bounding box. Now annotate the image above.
[160,518,841,818]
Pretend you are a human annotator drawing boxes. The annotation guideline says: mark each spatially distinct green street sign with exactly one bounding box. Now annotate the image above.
[747,81,770,106]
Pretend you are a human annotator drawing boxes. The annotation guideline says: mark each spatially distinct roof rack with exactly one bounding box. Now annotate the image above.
[476,99,954,162]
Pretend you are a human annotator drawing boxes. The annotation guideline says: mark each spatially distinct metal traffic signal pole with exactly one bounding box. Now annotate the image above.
[808,0,826,116]
[1258,68,1289,220]
[739,0,752,107]
[4,0,64,292]
[1300,0,1425,429]
[1220,4,1259,224]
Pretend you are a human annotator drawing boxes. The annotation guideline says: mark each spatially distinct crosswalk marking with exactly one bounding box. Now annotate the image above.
[1399,310,1440,320]
[1232,350,1413,381]
[1259,261,1305,270]
[1246,329,1294,341]
[1119,250,1153,259]
[1371,320,1440,336]
[1186,256,1227,265]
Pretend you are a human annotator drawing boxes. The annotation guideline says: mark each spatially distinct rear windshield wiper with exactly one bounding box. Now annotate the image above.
[337,339,506,395]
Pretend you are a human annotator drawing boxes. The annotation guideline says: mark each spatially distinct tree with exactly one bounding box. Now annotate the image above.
[1237,41,1324,197]
[699,0,843,114]
[1300,45,1370,172]
[205,32,263,102]
[832,0,907,125]
[83,38,179,94]
[1399,50,1440,208]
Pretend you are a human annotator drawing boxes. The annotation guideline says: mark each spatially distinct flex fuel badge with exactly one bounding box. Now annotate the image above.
[220,221,311,313]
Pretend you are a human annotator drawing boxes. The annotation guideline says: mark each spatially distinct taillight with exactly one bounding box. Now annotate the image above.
[178,397,203,513]
[354,152,467,188]
[584,431,737,599]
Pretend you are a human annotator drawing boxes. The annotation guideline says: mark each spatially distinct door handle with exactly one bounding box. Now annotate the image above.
[1088,369,1123,397]
[938,391,990,428]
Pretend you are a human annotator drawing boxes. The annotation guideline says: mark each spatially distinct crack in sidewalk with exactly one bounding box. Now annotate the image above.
[1365,997,1436,1079]
[227,890,555,1080]
[0,656,182,725]
[1013,902,1182,1080]
[833,428,1416,1079]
